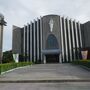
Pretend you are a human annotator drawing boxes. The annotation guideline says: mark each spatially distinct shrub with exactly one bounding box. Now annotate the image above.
[0,62,32,74]
[72,60,90,68]
[2,50,15,63]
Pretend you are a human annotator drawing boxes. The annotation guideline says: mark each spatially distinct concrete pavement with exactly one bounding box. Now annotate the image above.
[0,82,90,90]
[0,63,90,82]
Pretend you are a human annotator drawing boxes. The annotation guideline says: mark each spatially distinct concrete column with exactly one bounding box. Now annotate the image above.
[0,25,3,63]
[34,20,36,62]
[40,17,43,61]
[44,55,46,64]
[71,20,76,60]
[27,23,29,62]
[37,18,39,61]
[74,20,79,48]
[78,22,82,48]
[30,22,32,62]
[67,18,72,62]
[60,16,64,62]
[75,20,80,60]
[23,25,26,61]
[59,54,62,63]
[63,17,68,62]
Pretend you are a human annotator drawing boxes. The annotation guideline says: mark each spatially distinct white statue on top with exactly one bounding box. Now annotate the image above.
[49,19,54,32]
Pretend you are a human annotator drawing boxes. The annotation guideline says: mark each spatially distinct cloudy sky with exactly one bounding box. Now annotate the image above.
[0,0,90,51]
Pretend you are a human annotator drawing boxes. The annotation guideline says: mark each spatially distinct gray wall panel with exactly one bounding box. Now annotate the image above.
[12,26,22,54]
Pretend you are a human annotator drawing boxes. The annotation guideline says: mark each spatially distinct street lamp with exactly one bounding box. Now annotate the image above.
[0,13,7,64]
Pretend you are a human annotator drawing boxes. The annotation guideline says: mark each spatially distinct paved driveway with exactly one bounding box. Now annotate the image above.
[0,64,90,81]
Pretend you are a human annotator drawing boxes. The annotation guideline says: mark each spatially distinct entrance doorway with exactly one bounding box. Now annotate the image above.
[46,54,59,63]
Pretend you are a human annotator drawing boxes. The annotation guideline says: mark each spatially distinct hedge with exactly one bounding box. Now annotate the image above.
[72,60,90,68]
[0,62,32,74]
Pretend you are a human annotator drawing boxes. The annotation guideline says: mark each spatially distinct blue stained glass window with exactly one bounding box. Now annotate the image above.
[46,34,59,49]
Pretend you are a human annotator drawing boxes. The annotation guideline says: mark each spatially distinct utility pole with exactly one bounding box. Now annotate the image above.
[0,13,6,64]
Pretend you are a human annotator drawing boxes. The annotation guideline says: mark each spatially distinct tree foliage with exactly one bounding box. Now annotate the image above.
[2,50,15,63]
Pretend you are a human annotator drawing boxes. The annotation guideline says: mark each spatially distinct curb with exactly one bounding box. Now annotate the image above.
[0,79,90,83]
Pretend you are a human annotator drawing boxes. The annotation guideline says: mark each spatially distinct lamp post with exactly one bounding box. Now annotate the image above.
[0,13,6,64]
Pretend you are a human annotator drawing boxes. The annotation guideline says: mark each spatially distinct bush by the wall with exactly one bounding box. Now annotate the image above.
[72,60,90,68]
[0,62,32,74]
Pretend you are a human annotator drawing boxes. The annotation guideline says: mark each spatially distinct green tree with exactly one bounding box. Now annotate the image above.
[2,50,15,63]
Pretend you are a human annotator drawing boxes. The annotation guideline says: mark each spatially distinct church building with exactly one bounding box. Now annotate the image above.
[12,14,90,63]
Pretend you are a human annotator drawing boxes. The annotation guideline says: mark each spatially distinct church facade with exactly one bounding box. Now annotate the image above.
[12,14,90,63]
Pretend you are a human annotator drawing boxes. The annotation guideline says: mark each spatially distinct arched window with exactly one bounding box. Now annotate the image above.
[46,34,59,49]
